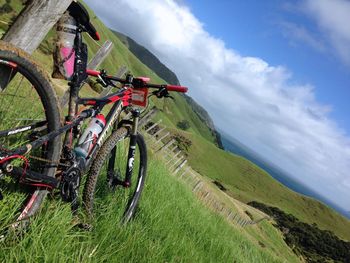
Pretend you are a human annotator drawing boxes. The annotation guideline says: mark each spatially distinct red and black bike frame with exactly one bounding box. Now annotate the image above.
[0,23,187,193]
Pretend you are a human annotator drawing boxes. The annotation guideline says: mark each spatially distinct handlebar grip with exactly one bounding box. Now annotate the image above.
[166,85,188,93]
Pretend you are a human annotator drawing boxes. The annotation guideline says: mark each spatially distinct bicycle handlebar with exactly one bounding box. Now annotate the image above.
[86,69,188,93]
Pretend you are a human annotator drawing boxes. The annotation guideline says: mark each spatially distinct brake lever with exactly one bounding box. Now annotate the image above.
[152,87,174,100]
[96,70,117,88]
[164,94,174,100]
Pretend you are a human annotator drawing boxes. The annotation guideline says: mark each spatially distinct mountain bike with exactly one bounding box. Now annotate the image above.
[0,2,187,231]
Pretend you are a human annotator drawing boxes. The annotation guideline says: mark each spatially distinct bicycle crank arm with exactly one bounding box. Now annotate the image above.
[11,167,59,189]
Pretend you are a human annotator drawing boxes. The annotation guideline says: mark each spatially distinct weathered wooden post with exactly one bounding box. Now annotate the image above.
[138,107,159,129]
[174,159,187,173]
[165,150,181,165]
[145,120,162,133]
[3,0,73,53]
[157,131,170,143]
[170,157,184,170]
[157,138,175,153]
[152,127,166,139]
[0,0,73,90]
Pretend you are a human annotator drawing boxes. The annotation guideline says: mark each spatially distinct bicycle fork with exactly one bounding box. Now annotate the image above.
[107,109,140,188]
[124,109,140,187]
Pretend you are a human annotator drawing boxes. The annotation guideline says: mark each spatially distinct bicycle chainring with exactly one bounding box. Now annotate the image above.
[60,165,81,204]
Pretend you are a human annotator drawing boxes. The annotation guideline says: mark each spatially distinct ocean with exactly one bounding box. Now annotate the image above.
[221,134,350,220]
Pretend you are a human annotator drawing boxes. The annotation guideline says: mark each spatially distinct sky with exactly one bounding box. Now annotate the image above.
[84,0,350,212]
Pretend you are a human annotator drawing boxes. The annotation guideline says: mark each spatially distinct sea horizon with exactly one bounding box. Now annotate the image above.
[220,133,350,220]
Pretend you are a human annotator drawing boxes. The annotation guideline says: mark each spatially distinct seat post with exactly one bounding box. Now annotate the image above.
[63,27,88,150]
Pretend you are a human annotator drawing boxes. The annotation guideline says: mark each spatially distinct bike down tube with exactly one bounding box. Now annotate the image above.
[8,110,93,156]
[84,100,123,171]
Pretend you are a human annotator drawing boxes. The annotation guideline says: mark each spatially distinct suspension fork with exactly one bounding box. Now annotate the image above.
[124,109,140,187]
[107,118,119,182]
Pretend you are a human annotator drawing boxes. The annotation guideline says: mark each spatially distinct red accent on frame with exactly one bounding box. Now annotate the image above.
[8,61,17,68]
[86,69,100,77]
[95,114,106,125]
[137,77,150,83]
[16,192,38,221]
[131,88,149,107]
[95,32,101,41]
[85,100,97,105]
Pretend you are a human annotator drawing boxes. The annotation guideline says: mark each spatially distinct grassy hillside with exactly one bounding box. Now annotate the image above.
[0,157,300,263]
[1,0,349,260]
[0,1,301,262]
[184,132,350,240]
[114,30,180,86]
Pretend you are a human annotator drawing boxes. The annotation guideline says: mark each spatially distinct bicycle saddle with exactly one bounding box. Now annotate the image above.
[67,2,100,41]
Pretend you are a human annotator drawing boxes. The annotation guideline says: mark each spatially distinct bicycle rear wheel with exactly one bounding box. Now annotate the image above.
[83,127,147,223]
[0,41,61,231]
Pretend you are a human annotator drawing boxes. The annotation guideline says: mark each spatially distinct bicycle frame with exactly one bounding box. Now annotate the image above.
[0,28,139,190]
[0,24,187,196]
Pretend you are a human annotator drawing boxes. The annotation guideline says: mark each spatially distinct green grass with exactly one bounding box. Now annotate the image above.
[0,158,296,263]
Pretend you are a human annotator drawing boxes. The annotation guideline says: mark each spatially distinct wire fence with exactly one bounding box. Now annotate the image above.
[140,118,270,227]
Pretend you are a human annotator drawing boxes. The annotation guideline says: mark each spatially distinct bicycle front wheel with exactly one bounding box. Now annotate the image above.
[83,127,147,223]
[0,41,61,231]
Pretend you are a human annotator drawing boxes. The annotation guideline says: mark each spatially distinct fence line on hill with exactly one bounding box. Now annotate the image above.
[139,118,270,227]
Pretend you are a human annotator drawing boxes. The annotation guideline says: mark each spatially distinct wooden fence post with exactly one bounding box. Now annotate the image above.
[3,0,73,53]
[166,150,181,165]
[139,107,159,129]
[152,127,166,139]
[192,181,202,192]
[170,157,184,169]
[0,0,73,90]
[169,145,178,153]
[174,159,187,173]
[203,192,210,201]
[157,131,170,143]
[157,138,175,153]
[145,120,162,133]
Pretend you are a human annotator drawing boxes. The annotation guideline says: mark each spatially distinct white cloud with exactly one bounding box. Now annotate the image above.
[85,0,350,211]
[303,0,350,65]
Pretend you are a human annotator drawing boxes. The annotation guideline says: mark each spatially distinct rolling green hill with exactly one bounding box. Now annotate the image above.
[113,30,180,86]
[184,131,350,240]
[0,0,349,261]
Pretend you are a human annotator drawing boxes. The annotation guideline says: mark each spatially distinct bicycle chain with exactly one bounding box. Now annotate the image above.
[27,155,70,167]
[0,145,69,167]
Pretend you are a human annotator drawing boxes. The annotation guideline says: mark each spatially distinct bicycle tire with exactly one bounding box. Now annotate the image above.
[0,41,61,230]
[83,127,147,223]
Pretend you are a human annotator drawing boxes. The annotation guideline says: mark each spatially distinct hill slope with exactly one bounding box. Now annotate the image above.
[114,30,180,86]
[0,1,302,262]
[1,0,349,259]
[109,23,350,241]
[184,132,350,240]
